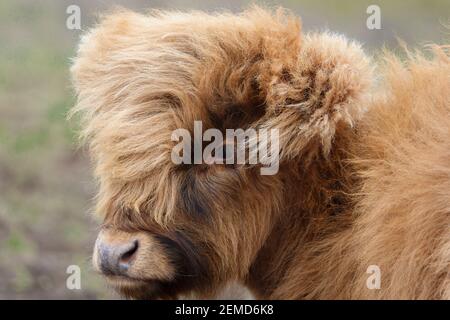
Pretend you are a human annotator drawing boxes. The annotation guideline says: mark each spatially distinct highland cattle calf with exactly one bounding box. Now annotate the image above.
[71,7,450,299]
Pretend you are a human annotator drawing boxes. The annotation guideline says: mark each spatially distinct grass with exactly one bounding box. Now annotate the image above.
[0,0,111,299]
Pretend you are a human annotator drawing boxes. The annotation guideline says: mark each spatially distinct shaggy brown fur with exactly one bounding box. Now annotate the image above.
[70,7,450,299]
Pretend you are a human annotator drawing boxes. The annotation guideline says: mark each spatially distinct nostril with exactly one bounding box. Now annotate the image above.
[118,240,139,272]
[96,238,139,276]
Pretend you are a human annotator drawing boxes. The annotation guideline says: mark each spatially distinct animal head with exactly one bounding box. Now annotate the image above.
[71,7,372,299]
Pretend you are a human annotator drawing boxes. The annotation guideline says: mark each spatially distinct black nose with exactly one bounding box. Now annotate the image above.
[97,239,139,275]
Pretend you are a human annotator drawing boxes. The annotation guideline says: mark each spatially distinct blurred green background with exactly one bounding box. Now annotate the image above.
[0,0,448,299]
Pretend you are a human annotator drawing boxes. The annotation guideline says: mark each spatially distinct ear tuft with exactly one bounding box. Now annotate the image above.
[261,32,374,157]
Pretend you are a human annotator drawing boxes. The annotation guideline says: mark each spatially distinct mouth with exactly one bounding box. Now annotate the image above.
[104,274,181,300]
[106,275,161,299]
[105,275,151,287]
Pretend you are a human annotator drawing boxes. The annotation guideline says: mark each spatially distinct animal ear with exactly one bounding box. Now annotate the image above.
[253,32,374,161]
